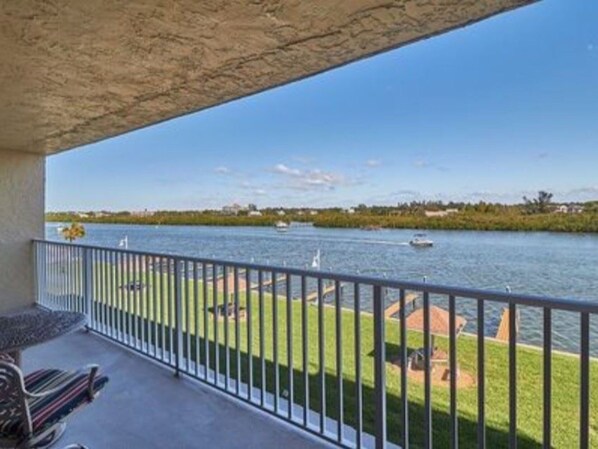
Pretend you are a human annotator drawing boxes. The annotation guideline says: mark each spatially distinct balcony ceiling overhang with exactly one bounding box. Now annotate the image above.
[0,0,534,155]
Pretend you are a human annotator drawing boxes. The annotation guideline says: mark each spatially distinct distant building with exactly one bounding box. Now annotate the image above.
[309,210,318,216]
[77,212,89,218]
[248,210,262,217]
[554,204,584,214]
[222,203,244,215]
[425,209,459,218]
[131,209,155,217]
[425,211,447,217]
[345,208,356,214]
[277,210,286,216]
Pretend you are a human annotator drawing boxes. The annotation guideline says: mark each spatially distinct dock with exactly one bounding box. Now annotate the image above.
[384,293,419,319]
[250,275,286,290]
[306,283,337,302]
[495,307,520,341]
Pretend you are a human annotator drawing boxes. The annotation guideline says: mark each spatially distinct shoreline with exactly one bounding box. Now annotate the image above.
[46,218,598,234]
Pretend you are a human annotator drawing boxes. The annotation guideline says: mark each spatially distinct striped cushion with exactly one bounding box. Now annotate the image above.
[0,368,108,438]
[0,353,15,363]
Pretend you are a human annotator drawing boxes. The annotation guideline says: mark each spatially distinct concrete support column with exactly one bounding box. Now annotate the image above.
[0,149,45,313]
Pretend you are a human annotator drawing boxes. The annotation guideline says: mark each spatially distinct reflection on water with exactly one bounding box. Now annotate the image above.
[46,223,598,355]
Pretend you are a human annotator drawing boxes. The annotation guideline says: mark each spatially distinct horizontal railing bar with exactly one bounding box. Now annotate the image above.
[33,239,598,313]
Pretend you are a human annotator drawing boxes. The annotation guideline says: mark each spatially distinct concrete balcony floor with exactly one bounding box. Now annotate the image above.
[23,331,329,449]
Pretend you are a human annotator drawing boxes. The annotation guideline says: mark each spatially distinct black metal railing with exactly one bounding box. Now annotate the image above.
[33,239,596,449]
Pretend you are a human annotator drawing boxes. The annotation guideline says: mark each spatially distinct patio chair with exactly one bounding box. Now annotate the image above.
[0,354,15,364]
[409,348,443,372]
[0,360,108,448]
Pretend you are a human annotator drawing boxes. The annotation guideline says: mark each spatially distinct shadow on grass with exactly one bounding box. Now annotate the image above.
[54,298,543,449]
[368,342,421,360]
[127,307,543,449]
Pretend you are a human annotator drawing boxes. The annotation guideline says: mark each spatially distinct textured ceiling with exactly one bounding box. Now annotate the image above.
[0,0,534,155]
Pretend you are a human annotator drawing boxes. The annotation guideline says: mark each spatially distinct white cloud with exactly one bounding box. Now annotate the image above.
[394,189,421,197]
[413,160,429,168]
[273,164,302,176]
[362,189,423,205]
[568,186,598,195]
[301,170,345,188]
[254,189,268,196]
[366,159,381,167]
[560,186,598,202]
[270,163,351,191]
[214,166,231,175]
[463,187,598,204]
[466,190,526,203]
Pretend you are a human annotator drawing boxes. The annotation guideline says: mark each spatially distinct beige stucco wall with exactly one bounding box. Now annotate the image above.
[0,149,45,313]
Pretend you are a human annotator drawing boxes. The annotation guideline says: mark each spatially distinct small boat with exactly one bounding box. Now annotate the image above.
[410,233,434,247]
[275,221,289,232]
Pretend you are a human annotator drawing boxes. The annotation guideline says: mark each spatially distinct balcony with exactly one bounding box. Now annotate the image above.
[1,2,574,448]
[23,329,325,449]
[32,239,597,449]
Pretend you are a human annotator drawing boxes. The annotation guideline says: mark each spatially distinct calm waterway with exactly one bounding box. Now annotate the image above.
[46,223,598,354]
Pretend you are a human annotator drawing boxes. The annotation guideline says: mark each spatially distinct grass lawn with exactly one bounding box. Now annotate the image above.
[48,260,598,448]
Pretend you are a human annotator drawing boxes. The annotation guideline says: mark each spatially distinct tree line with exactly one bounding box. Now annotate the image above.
[47,192,598,233]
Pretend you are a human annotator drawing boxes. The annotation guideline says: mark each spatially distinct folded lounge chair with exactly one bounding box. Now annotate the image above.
[0,360,108,448]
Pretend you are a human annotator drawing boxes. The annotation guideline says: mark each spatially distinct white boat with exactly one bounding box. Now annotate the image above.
[275,221,289,232]
[311,249,321,270]
[409,233,433,247]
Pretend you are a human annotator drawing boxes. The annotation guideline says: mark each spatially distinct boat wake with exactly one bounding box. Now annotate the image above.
[272,233,412,247]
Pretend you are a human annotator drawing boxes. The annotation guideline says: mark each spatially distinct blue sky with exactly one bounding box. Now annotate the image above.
[47,1,598,211]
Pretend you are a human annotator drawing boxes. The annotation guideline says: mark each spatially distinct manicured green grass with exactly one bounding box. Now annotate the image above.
[48,262,598,448]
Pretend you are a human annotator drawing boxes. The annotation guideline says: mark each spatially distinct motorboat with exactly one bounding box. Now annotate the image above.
[275,221,289,232]
[409,233,433,247]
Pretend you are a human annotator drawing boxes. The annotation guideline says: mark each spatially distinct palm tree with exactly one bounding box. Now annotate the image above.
[523,190,554,214]
[61,222,86,242]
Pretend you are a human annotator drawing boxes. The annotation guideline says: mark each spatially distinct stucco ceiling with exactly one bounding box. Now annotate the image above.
[0,0,534,155]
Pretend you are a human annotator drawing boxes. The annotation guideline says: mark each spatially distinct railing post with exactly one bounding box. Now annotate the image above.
[40,243,48,306]
[174,258,183,377]
[373,285,387,449]
[580,312,590,449]
[32,241,40,305]
[83,247,94,330]
[35,241,50,307]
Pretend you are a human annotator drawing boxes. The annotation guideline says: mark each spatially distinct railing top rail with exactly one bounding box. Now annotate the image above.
[33,239,598,314]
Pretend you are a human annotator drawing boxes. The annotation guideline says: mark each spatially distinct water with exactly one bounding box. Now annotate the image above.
[46,223,598,354]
